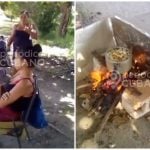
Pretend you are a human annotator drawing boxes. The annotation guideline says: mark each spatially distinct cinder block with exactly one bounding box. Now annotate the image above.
[122,81,150,119]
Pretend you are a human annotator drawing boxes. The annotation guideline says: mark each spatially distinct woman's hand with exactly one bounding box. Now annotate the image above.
[24,24,38,40]
[0,79,33,108]
[1,92,10,101]
[24,26,32,34]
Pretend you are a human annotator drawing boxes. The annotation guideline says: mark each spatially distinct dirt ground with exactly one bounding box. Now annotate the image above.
[76,2,150,148]
[77,96,150,148]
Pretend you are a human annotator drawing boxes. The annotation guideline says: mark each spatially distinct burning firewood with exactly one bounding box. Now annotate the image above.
[78,44,150,136]
[77,83,91,91]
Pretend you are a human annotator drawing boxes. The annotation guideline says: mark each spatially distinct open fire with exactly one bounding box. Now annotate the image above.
[90,68,125,114]
[82,45,150,116]
[91,69,123,93]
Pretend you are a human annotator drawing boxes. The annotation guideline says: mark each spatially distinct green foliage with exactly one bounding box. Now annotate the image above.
[0,2,74,53]
[0,2,20,19]
[0,2,8,10]
[39,25,74,50]
[34,2,60,34]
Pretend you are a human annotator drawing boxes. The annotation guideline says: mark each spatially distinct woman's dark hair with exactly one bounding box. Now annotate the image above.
[16,44,42,67]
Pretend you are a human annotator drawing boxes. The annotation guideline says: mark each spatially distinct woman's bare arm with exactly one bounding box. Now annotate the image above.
[24,24,38,40]
[0,85,2,97]
[30,24,38,39]
[0,80,32,108]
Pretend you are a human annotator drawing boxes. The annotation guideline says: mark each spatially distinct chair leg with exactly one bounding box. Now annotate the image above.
[16,133,22,148]
[23,123,31,141]
[13,121,22,148]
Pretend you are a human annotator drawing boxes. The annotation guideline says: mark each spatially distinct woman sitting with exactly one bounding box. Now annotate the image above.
[0,44,42,121]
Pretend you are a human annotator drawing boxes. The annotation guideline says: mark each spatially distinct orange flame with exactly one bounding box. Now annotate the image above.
[123,72,128,78]
[117,84,122,91]
[90,69,126,91]
[90,69,109,90]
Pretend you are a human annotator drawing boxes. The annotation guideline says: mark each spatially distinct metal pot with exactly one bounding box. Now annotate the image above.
[105,47,132,74]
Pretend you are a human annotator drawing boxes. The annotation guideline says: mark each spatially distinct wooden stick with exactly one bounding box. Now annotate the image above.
[77,83,91,91]
[48,123,73,142]
[95,91,122,141]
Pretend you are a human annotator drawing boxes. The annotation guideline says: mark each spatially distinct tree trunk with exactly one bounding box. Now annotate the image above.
[59,2,72,37]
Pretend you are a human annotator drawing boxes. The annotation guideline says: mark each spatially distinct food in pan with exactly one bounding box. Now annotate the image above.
[107,47,130,62]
